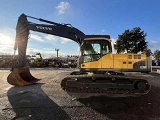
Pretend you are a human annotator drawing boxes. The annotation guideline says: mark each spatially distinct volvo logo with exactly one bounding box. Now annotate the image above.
[36,26,52,30]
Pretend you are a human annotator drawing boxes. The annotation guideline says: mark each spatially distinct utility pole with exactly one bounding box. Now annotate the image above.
[55,48,59,60]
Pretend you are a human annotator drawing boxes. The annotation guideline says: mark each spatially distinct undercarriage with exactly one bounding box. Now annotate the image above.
[61,71,150,95]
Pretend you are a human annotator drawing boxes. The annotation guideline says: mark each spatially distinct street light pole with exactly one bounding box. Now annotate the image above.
[55,49,59,60]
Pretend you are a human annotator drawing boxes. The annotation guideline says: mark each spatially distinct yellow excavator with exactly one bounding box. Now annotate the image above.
[7,13,151,95]
[29,53,45,67]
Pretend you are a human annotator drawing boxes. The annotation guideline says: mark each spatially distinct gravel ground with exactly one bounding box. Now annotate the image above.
[0,68,160,120]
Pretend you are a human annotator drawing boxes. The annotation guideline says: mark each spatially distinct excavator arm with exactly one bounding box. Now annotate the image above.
[14,13,85,67]
[7,13,85,86]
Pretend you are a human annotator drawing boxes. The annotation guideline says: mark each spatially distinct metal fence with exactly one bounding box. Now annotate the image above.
[151,66,160,73]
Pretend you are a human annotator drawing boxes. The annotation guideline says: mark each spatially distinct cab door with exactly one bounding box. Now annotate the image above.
[101,40,113,69]
[81,40,102,68]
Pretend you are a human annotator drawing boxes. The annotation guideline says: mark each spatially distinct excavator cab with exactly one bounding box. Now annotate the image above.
[80,35,112,63]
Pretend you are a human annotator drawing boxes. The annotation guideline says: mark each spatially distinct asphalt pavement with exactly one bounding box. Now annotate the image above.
[0,68,160,120]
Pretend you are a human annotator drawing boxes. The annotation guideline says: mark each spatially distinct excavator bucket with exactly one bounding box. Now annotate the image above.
[7,68,40,86]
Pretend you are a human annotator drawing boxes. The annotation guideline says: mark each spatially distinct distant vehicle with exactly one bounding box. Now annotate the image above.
[0,55,13,68]
[28,53,47,67]
[152,60,160,66]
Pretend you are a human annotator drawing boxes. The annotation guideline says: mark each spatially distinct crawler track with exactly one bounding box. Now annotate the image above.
[61,74,150,95]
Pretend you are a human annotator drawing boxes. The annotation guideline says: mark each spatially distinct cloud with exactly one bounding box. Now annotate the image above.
[148,40,160,52]
[101,29,106,33]
[150,40,158,44]
[26,48,41,55]
[0,33,14,55]
[45,35,56,41]
[60,37,71,44]
[56,2,70,14]
[0,44,13,55]
[30,34,43,42]
[44,35,71,44]
[110,38,117,53]
[0,33,14,45]
[27,48,55,58]
[26,47,72,58]
[111,38,116,44]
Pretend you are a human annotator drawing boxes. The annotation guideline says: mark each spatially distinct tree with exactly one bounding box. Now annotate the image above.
[142,48,152,57]
[153,50,160,60]
[114,27,148,54]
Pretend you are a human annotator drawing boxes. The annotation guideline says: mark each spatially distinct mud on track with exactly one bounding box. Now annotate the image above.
[0,68,160,120]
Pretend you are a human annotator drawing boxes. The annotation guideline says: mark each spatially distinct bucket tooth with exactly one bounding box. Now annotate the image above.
[7,68,40,86]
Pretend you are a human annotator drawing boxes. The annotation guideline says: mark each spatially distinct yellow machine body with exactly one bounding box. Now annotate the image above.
[80,37,151,72]
[81,53,150,71]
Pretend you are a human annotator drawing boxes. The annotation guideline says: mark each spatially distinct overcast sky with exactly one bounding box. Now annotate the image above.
[0,0,160,58]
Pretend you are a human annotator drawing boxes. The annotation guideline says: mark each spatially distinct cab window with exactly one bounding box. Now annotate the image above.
[82,40,101,62]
